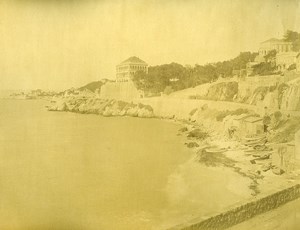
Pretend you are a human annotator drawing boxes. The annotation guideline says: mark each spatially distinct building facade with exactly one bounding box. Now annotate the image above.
[259,38,292,57]
[116,56,148,82]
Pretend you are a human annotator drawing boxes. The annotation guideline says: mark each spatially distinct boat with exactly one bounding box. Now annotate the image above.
[243,135,266,141]
[243,138,267,147]
[253,154,271,161]
[252,150,274,157]
[253,145,269,151]
[205,147,227,153]
[262,164,272,172]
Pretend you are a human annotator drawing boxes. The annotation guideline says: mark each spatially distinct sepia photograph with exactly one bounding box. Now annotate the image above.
[1,0,300,229]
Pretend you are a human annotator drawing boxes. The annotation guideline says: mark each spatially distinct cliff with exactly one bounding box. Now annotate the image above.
[168,75,300,113]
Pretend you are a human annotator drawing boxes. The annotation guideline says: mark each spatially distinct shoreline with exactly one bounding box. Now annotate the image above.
[7,97,300,229]
[37,96,300,196]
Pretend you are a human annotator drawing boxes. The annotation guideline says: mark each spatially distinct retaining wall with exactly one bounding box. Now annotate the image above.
[100,81,142,99]
[169,184,300,230]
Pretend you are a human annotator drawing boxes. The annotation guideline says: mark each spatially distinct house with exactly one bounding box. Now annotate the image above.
[276,52,298,71]
[259,38,292,57]
[224,114,264,139]
[242,116,264,136]
[233,115,264,137]
[116,56,148,82]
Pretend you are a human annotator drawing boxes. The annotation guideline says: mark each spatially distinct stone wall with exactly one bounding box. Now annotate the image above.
[100,81,142,100]
[169,184,300,230]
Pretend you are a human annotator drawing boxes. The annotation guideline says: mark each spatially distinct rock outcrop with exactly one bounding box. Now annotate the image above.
[48,97,154,118]
[206,81,238,101]
[281,82,300,111]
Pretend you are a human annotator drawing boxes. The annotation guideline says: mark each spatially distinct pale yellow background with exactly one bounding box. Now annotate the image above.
[0,0,299,90]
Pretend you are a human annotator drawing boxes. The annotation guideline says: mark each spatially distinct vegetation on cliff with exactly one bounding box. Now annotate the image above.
[250,49,277,76]
[78,79,112,92]
[133,52,257,95]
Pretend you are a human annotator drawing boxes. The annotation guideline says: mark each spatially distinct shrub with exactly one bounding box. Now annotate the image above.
[198,149,236,167]
[163,86,174,95]
[187,129,209,140]
[216,110,231,121]
[288,63,296,70]
[216,108,249,122]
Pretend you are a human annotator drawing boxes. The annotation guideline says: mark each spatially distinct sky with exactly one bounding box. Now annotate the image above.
[0,0,300,90]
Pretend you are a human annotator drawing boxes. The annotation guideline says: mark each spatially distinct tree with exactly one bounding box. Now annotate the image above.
[283,30,300,51]
[284,30,299,42]
[163,86,174,95]
[264,49,276,62]
[132,52,258,95]
[251,62,276,76]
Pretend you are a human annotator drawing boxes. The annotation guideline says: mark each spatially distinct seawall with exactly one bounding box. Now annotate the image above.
[169,183,300,230]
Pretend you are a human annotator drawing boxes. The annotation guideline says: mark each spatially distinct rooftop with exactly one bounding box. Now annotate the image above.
[261,38,292,44]
[118,56,147,65]
[243,116,263,123]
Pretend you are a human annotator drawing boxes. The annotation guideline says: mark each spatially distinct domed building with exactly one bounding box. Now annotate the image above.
[116,56,148,82]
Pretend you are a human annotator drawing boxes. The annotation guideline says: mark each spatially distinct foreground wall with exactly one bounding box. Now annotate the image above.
[169,184,300,230]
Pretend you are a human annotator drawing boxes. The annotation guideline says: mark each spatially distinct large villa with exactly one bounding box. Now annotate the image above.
[116,56,148,82]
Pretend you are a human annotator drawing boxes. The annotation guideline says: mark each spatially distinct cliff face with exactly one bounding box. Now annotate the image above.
[205,81,239,101]
[281,83,300,111]
[48,97,154,118]
[179,77,300,112]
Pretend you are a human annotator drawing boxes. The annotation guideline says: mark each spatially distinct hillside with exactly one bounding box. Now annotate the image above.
[78,79,113,92]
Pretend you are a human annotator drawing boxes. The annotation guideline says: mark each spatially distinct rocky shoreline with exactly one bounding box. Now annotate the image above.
[48,97,155,118]
[176,118,300,198]
[48,96,300,198]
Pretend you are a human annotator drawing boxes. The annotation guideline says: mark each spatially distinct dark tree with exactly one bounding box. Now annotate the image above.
[283,30,300,51]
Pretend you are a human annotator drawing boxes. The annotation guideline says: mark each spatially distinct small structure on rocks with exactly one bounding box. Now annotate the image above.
[231,115,263,138]
[241,116,264,137]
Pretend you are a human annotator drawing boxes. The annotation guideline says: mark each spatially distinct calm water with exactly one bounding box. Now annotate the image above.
[0,99,251,230]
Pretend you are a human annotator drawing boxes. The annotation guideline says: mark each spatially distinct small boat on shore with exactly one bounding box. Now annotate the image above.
[243,135,266,141]
[205,147,227,154]
[252,150,274,157]
[243,138,267,147]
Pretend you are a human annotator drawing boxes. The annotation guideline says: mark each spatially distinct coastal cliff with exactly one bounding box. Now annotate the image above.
[169,75,300,114]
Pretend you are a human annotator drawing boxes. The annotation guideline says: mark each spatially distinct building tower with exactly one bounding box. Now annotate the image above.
[116,56,148,82]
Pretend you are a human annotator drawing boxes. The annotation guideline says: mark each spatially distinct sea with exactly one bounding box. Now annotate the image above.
[0,99,251,230]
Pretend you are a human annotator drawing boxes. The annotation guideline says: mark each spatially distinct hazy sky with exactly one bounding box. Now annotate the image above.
[0,0,300,90]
